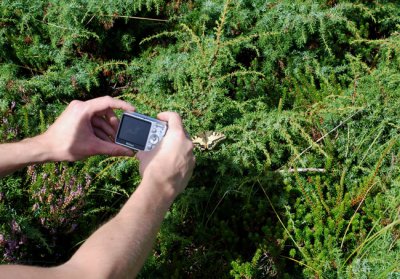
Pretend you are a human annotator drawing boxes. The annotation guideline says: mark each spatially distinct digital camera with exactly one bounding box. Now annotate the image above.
[115,112,167,151]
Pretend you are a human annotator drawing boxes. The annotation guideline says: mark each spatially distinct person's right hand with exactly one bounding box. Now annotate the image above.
[36,96,135,162]
[136,112,195,198]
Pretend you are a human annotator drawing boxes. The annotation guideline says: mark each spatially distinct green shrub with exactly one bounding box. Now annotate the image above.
[1,0,399,278]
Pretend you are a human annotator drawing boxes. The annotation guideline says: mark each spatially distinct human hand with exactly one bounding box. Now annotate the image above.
[136,112,195,198]
[37,96,135,162]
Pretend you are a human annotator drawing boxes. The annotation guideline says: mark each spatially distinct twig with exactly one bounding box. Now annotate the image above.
[280,256,325,278]
[280,107,365,171]
[101,14,168,22]
[205,189,242,227]
[277,168,326,173]
[208,0,231,71]
[258,181,318,272]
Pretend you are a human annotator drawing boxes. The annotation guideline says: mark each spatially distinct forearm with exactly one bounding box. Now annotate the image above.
[0,136,51,177]
[0,109,194,279]
[65,177,176,279]
[0,178,179,279]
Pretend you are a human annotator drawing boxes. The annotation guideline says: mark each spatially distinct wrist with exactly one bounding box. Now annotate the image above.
[25,135,56,163]
[120,177,176,219]
[140,173,180,205]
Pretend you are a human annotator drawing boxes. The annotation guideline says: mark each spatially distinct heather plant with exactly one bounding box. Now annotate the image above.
[28,163,92,233]
[1,0,400,278]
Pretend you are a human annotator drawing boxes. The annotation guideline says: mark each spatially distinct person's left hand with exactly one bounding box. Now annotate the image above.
[37,96,135,162]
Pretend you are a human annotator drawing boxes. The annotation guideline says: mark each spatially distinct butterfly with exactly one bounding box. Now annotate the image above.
[192,131,226,151]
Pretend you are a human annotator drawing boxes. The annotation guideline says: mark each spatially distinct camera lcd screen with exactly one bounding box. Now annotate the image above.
[117,115,151,149]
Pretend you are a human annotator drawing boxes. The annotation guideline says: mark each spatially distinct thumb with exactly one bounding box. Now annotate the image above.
[95,140,134,157]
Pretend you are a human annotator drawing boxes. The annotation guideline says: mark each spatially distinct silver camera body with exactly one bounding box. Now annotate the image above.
[115,112,167,151]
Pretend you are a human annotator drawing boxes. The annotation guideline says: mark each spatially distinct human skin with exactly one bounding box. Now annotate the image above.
[0,96,135,177]
[0,97,195,278]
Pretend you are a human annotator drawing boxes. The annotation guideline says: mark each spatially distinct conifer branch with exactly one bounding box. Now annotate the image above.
[140,30,181,45]
[180,23,205,57]
[211,70,265,87]
[340,137,398,249]
[281,107,366,171]
[208,0,231,73]
[293,167,316,209]
[34,19,100,40]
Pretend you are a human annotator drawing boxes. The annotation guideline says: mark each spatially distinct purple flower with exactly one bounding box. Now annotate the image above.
[7,239,18,251]
[0,234,5,246]
[19,235,27,245]
[32,203,39,211]
[11,220,21,234]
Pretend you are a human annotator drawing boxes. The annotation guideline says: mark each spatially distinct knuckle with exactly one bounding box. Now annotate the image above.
[103,95,113,102]
[173,112,182,120]
[68,100,87,115]
[80,103,90,114]
[110,146,125,156]
[69,100,82,107]
[110,147,119,156]
[168,111,181,120]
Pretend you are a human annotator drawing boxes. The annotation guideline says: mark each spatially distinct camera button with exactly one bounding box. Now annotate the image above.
[149,135,159,144]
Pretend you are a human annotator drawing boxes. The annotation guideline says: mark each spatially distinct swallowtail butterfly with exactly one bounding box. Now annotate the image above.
[192,131,226,151]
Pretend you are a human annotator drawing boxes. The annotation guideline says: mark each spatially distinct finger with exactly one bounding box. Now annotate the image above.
[92,116,116,138]
[104,108,120,132]
[95,139,134,157]
[136,151,144,161]
[87,96,135,115]
[93,127,113,143]
[157,112,183,131]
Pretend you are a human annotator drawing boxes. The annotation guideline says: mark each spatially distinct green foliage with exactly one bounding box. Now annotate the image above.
[1,0,400,278]
[230,248,278,278]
